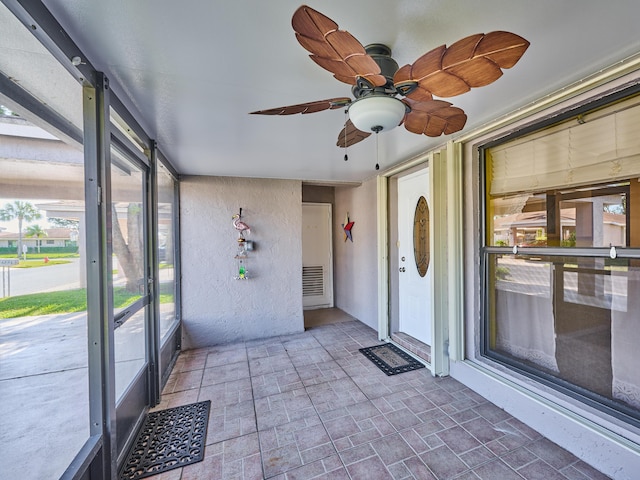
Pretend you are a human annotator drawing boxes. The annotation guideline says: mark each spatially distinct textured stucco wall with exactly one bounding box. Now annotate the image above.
[334,178,379,329]
[179,176,303,348]
[302,184,334,204]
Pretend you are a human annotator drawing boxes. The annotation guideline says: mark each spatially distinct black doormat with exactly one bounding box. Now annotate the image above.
[119,400,211,480]
[360,343,425,376]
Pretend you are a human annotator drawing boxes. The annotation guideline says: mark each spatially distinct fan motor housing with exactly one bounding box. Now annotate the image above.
[365,44,399,81]
[352,44,399,99]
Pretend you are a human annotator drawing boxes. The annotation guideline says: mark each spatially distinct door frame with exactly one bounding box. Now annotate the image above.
[109,128,156,463]
[376,143,464,376]
[302,202,334,309]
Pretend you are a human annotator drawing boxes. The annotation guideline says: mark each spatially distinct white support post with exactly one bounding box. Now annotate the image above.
[446,141,464,362]
[377,175,389,341]
[430,151,449,376]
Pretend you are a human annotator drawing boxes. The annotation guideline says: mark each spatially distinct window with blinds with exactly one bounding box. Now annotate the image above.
[481,89,640,426]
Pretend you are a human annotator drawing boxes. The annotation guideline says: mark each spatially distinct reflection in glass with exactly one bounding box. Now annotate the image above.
[488,253,640,414]
[489,185,628,248]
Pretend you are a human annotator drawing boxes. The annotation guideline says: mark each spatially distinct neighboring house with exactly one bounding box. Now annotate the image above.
[0,231,14,248]
[0,227,74,250]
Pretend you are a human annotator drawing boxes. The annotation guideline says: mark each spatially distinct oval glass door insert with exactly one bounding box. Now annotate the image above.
[413,196,430,277]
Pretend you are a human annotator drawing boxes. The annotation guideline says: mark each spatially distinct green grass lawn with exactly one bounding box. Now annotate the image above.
[0,287,173,319]
[0,252,79,259]
[0,252,78,268]
[13,259,71,268]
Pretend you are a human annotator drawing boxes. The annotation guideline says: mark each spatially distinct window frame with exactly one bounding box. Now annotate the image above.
[479,83,640,428]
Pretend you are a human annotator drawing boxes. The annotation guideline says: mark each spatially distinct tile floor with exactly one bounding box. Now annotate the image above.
[148,309,610,480]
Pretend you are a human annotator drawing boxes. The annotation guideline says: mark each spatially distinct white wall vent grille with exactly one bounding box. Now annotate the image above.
[302,266,324,297]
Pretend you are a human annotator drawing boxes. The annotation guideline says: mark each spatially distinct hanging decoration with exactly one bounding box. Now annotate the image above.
[342,212,355,242]
[233,208,252,279]
[232,210,251,239]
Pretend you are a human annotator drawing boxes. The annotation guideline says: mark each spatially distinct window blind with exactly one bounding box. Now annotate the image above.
[489,96,640,196]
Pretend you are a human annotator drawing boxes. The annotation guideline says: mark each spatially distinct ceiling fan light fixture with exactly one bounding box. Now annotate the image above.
[348,96,406,133]
[253,6,530,148]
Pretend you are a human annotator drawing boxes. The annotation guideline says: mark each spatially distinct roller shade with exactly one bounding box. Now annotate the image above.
[489,96,640,196]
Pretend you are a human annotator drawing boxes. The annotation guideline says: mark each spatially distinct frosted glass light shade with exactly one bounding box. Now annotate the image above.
[348,96,406,133]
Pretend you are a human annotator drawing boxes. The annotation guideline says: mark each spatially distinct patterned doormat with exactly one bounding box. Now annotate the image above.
[360,343,425,376]
[119,400,211,480]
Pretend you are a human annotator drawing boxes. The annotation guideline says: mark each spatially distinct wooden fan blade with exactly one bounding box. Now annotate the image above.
[336,118,371,147]
[291,4,338,41]
[292,5,386,87]
[394,31,529,99]
[474,31,531,69]
[402,98,467,137]
[250,97,351,115]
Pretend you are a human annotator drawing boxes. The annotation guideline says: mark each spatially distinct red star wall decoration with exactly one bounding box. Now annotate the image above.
[342,212,354,242]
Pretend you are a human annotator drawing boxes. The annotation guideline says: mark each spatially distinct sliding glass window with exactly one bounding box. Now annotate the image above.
[482,91,640,425]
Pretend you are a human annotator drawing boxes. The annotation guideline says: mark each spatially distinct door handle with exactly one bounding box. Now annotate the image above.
[399,267,405,272]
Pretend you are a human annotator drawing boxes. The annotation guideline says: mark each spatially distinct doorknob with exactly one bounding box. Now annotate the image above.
[399,267,405,272]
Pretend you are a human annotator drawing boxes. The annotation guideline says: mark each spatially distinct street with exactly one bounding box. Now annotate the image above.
[0,258,83,297]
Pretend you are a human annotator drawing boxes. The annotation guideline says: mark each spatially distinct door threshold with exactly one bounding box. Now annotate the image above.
[391,332,431,365]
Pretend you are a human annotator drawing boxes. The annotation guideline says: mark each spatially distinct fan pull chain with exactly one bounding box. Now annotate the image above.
[344,111,348,161]
[375,131,380,171]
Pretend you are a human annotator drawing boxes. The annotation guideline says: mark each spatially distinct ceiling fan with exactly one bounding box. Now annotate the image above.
[250,5,530,148]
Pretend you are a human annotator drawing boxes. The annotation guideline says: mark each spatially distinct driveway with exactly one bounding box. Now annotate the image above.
[0,312,89,480]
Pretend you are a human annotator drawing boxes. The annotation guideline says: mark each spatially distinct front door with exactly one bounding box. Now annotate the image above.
[397,168,432,345]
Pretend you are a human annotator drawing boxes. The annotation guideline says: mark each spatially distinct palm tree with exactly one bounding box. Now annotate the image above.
[0,201,42,258]
[25,224,48,253]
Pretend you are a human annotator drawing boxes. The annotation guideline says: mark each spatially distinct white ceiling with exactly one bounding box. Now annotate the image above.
[33,0,640,183]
